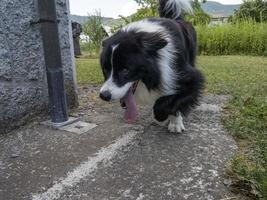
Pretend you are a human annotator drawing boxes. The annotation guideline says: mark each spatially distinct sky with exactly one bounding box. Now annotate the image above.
[69,0,243,18]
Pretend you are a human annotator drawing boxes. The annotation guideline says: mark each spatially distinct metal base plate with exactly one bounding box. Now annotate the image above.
[59,121,97,134]
[41,117,80,128]
[41,117,97,134]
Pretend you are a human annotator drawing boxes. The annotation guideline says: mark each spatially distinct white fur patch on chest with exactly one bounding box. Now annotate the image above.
[134,81,161,105]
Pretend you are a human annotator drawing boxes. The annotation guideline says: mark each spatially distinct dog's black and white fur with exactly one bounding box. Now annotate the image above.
[99,0,204,133]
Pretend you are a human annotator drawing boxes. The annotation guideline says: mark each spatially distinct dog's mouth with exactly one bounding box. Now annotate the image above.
[120,81,139,124]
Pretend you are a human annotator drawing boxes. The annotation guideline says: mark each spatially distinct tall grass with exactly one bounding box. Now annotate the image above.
[197,21,267,56]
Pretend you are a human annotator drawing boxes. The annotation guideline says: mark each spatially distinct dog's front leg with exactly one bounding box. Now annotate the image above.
[153,96,173,123]
[153,96,185,133]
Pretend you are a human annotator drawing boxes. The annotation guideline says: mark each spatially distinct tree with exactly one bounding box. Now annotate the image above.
[230,0,267,22]
[186,0,211,25]
[130,0,159,21]
[83,10,106,53]
[122,0,210,25]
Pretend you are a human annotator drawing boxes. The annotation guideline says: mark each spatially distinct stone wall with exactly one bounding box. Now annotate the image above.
[0,0,78,134]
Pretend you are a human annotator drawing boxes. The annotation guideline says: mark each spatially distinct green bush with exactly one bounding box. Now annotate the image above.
[80,42,91,52]
[196,21,267,56]
[229,0,267,23]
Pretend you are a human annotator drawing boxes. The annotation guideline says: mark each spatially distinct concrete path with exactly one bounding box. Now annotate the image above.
[0,86,237,200]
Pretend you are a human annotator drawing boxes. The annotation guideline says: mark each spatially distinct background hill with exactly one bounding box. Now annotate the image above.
[70,15,113,24]
[201,1,240,16]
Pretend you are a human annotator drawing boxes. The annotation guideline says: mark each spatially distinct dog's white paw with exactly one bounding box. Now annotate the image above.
[168,115,185,133]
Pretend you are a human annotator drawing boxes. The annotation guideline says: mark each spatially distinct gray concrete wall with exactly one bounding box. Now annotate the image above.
[0,0,78,134]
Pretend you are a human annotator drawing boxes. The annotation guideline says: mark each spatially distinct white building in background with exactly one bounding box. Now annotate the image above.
[80,24,113,42]
[210,14,229,25]
[80,33,90,42]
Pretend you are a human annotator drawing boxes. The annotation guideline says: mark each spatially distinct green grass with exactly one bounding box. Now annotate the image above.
[196,22,267,56]
[76,56,267,199]
[76,58,103,84]
[198,56,267,199]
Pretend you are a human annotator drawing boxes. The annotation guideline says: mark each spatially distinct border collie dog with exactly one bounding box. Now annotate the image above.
[99,0,204,133]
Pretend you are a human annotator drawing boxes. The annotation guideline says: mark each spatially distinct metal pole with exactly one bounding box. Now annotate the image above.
[37,0,68,123]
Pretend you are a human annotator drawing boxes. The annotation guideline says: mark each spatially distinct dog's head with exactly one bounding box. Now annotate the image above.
[99,31,167,102]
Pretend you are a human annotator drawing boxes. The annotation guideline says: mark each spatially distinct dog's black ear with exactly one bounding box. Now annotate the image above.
[136,32,168,52]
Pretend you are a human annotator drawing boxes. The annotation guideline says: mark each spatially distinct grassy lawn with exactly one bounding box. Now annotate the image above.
[76,58,103,84]
[76,56,267,199]
[198,56,267,199]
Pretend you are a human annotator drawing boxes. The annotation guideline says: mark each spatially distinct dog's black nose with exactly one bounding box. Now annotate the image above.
[100,91,111,101]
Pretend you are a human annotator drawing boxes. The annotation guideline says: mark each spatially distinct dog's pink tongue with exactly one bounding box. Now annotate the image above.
[123,89,138,123]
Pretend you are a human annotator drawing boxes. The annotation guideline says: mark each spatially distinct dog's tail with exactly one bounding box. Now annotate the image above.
[158,0,193,20]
